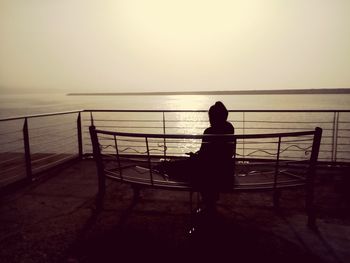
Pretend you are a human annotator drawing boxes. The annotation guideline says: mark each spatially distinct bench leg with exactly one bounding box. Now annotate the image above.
[188,191,220,236]
[189,191,195,234]
[189,192,202,213]
[188,191,204,235]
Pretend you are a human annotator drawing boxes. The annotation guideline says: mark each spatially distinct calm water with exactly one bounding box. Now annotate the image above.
[1,93,350,118]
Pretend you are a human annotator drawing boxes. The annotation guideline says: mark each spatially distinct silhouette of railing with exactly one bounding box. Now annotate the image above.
[82,109,350,164]
[0,110,82,188]
[0,109,349,189]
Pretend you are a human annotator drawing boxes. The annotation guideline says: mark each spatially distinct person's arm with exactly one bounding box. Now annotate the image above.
[197,127,211,156]
[185,128,210,157]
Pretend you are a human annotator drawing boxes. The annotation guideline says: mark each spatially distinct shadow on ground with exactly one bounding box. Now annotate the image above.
[1,160,348,263]
[67,207,323,263]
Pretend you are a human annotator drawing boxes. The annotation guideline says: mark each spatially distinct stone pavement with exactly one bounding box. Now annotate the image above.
[0,159,349,263]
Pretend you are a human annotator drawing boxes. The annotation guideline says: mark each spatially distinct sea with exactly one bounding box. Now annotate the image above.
[1,92,350,118]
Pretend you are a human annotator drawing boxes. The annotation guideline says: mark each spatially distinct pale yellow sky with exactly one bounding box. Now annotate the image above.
[0,0,349,92]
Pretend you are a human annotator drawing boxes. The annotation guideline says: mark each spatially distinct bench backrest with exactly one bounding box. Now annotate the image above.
[89,126,322,192]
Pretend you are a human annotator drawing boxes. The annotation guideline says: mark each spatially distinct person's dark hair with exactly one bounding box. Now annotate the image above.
[208,101,228,126]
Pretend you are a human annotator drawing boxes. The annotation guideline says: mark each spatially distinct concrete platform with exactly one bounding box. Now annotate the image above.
[0,159,349,263]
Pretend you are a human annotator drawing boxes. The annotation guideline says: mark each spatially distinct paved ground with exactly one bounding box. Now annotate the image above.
[0,159,349,263]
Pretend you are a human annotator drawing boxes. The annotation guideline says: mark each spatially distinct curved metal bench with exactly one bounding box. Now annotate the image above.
[89,126,322,228]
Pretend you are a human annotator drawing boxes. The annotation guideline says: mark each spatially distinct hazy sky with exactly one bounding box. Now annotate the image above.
[0,0,350,93]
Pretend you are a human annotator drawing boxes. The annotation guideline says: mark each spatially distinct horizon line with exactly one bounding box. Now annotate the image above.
[67,88,350,96]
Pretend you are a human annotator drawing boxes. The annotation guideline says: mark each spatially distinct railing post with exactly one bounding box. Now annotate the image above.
[331,111,339,163]
[145,137,154,185]
[242,111,245,158]
[77,112,83,159]
[162,112,167,160]
[306,127,322,229]
[89,125,105,209]
[273,136,281,208]
[90,111,94,127]
[334,112,339,163]
[114,135,123,180]
[23,117,32,181]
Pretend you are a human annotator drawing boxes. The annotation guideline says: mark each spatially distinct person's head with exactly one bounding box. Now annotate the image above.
[208,101,228,127]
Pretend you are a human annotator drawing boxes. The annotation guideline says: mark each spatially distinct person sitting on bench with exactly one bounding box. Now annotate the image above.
[192,101,235,216]
[157,101,235,216]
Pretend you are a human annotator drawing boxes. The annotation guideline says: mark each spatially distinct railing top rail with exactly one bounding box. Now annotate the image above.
[0,110,83,122]
[2,109,350,121]
[83,109,350,113]
[94,128,317,139]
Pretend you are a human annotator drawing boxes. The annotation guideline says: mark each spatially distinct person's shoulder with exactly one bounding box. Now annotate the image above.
[204,127,213,134]
[225,121,234,132]
[226,121,234,128]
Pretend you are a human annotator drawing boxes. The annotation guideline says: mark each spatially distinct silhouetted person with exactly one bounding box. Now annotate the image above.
[154,101,235,216]
[192,101,235,215]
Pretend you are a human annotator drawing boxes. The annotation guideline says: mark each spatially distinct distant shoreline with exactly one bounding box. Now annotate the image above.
[67,88,350,96]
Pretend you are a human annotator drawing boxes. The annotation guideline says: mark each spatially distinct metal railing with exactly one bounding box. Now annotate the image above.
[0,109,349,189]
[0,110,82,188]
[82,109,350,164]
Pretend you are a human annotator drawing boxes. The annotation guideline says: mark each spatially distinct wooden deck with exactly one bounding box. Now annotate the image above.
[0,152,78,187]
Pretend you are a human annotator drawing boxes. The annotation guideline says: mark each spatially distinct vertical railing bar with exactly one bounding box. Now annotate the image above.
[242,112,245,158]
[89,111,95,158]
[162,111,167,160]
[241,112,248,175]
[23,117,33,181]
[77,112,83,159]
[233,137,237,173]
[306,127,322,229]
[145,137,153,185]
[331,111,336,162]
[114,135,123,180]
[273,136,281,207]
[89,126,105,209]
[90,111,94,127]
[334,112,339,163]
